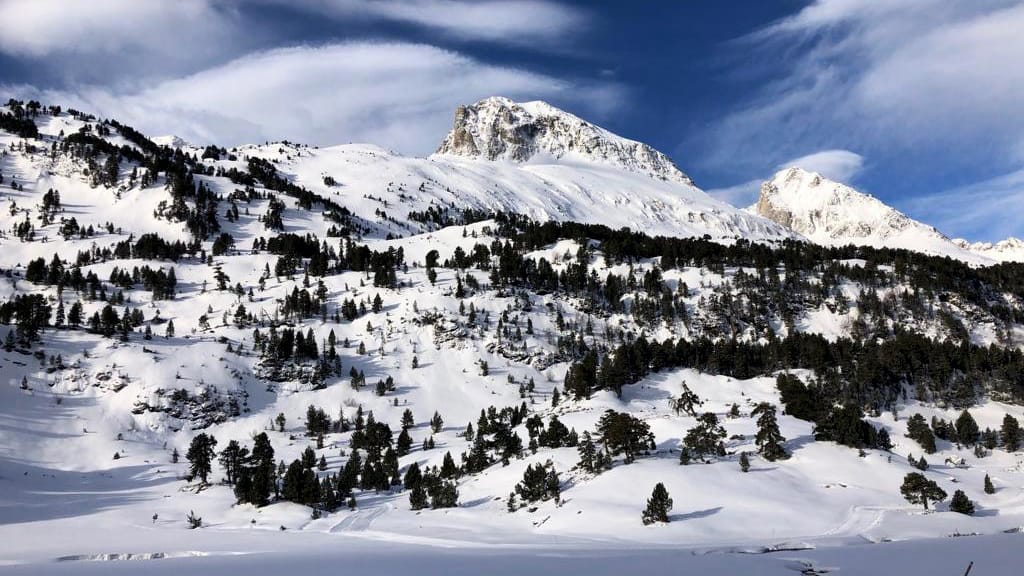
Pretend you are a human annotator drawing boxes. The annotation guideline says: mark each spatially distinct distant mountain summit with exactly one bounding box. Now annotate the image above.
[435,96,693,185]
[954,237,1024,263]
[752,167,991,263]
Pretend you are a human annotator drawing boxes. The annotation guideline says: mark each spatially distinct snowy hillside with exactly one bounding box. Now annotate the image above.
[3,99,1024,574]
[752,168,994,264]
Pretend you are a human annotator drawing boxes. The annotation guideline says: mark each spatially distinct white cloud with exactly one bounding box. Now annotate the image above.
[285,0,588,46]
[5,42,621,154]
[777,149,863,183]
[697,0,1024,173]
[0,0,250,81]
[902,168,1024,242]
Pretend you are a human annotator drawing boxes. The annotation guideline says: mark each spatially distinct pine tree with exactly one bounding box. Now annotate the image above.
[440,451,459,479]
[403,462,423,490]
[905,413,937,454]
[218,440,248,485]
[670,382,702,416]
[955,410,980,446]
[431,411,444,433]
[739,451,750,472]
[1001,414,1020,452]
[751,403,787,461]
[409,485,428,510]
[984,474,995,494]
[949,489,975,515]
[641,483,673,525]
[683,412,726,462]
[401,409,415,430]
[577,431,598,473]
[186,433,217,485]
[900,472,947,510]
[396,428,412,456]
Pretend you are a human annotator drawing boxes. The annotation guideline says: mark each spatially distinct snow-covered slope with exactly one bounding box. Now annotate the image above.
[436,96,693,185]
[954,237,1024,263]
[752,168,992,264]
[5,101,1024,574]
[238,140,793,242]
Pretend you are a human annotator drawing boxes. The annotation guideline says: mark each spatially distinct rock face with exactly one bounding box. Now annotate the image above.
[752,167,992,263]
[435,96,693,185]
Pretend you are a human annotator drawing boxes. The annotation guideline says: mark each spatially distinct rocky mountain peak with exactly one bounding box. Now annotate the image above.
[435,96,693,185]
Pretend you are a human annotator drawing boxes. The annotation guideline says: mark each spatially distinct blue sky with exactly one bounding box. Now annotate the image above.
[2,0,1022,241]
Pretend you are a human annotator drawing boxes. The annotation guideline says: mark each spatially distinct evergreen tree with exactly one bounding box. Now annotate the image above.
[430,480,459,509]
[596,410,655,464]
[683,412,726,461]
[403,462,423,490]
[396,428,413,457]
[440,451,459,479]
[513,461,560,507]
[949,489,975,515]
[900,472,947,510]
[906,413,937,454]
[1001,414,1020,452]
[751,403,787,461]
[641,483,673,525]
[955,410,980,446]
[409,485,428,510]
[669,382,702,416]
[739,451,750,472]
[984,474,995,494]
[218,440,248,485]
[186,433,217,484]
[577,431,598,473]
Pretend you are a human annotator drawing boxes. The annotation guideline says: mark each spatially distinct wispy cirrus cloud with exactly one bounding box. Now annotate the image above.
[695,0,1024,176]
[284,0,590,46]
[902,169,1024,242]
[5,42,622,154]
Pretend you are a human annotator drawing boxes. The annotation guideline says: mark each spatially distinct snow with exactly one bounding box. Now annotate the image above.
[3,105,1024,573]
[954,237,1024,263]
[752,167,997,265]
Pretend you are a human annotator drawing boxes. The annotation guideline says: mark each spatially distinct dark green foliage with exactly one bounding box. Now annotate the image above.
[949,489,975,515]
[1001,414,1020,452]
[752,403,787,461]
[739,452,750,472]
[218,440,248,485]
[814,404,888,450]
[641,483,673,525]
[513,461,560,507]
[669,381,703,416]
[900,472,947,510]
[984,474,995,494]
[596,410,655,464]
[281,459,320,505]
[955,410,980,446]
[906,413,937,454]
[186,433,217,484]
[683,412,726,461]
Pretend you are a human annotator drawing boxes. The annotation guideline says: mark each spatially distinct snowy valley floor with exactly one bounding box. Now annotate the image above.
[1,512,1022,575]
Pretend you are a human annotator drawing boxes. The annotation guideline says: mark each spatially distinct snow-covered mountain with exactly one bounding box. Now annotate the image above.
[436,96,693,185]
[191,97,795,243]
[751,167,993,264]
[5,99,1024,574]
[954,237,1024,263]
